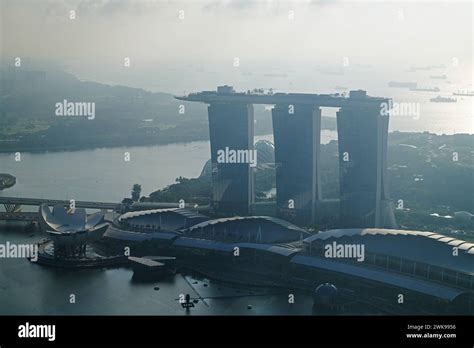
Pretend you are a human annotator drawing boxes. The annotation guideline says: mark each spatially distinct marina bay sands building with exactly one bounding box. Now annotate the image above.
[176,87,397,229]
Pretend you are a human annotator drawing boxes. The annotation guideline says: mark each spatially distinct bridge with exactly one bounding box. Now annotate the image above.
[0,196,120,213]
[0,196,210,222]
[0,212,38,222]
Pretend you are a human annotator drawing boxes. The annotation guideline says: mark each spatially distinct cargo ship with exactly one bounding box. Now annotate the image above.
[410,86,440,92]
[453,91,474,97]
[430,74,447,79]
[430,95,457,103]
[388,81,417,89]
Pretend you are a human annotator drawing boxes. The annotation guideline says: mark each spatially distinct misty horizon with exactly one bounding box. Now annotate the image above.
[1,0,472,96]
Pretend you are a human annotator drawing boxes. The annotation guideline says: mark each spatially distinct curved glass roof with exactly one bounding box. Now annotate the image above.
[303,228,474,251]
[118,208,207,222]
[188,215,307,233]
[302,228,474,275]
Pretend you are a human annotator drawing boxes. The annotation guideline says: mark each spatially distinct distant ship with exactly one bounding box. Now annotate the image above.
[430,74,447,79]
[407,64,446,72]
[430,95,457,103]
[388,81,417,89]
[453,91,474,97]
[410,86,440,92]
[262,73,288,78]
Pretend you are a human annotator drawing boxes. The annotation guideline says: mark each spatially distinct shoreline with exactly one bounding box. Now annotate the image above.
[0,130,471,155]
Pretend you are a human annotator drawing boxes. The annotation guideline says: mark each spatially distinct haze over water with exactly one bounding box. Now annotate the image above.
[2,0,472,135]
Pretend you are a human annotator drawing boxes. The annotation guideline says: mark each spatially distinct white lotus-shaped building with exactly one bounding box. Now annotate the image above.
[39,204,109,246]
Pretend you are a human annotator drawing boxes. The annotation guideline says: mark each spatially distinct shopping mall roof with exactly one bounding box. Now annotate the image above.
[291,254,466,301]
[189,216,307,233]
[118,208,207,222]
[303,228,474,275]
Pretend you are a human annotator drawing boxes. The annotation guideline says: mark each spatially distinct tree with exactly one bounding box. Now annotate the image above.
[131,184,142,202]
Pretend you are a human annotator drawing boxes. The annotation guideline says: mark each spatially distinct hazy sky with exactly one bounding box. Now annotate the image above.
[1,0,472,93]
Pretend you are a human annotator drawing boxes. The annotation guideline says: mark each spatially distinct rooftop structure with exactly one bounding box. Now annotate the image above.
[185,215,309,243]
[302,228,474,291]
[176,88,388,107]
[117,208,209,232]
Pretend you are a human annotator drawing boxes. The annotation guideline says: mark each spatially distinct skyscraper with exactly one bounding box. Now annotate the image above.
[208,102,254,215]
[337,90,396,228]
[272,104,322,224]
